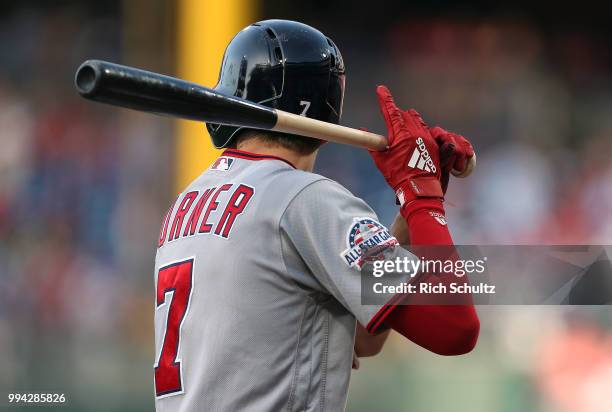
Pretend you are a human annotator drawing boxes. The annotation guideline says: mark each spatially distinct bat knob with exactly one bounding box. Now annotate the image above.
[75,60,102,96]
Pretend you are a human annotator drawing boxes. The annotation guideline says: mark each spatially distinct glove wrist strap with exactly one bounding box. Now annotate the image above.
[395,176,444,206]
[395,177,444,221]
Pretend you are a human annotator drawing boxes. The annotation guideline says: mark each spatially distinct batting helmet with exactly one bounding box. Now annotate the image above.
[206,19,346,148]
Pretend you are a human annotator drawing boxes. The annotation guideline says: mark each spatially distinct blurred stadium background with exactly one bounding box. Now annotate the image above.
[1,1,612,411]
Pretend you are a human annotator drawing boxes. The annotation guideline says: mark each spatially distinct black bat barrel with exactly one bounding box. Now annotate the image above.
[75,60,277,129]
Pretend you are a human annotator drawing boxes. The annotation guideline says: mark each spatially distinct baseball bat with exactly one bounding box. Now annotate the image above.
[75,60,475,176]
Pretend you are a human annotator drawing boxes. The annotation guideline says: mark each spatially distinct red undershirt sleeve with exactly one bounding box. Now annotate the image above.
[381,199,480,355]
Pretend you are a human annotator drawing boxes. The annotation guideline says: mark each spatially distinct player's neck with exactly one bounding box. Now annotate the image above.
[235,140,318,172]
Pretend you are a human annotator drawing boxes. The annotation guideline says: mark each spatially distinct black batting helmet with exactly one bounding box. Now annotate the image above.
[206,19,346,149]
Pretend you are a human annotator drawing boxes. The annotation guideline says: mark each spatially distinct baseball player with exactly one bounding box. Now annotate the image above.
[153,19,479,412]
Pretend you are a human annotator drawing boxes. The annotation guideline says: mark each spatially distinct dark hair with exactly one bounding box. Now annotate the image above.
[232,129,324,155]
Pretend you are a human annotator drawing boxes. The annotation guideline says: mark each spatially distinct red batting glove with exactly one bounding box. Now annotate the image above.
[368,85,444,219]
[429,126,474,175]
[429,126,475,194]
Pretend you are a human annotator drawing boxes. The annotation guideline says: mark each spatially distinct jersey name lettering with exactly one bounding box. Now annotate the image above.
[158,183,254,247]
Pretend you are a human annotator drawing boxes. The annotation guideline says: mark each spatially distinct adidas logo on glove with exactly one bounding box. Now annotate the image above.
[407,137,437,173]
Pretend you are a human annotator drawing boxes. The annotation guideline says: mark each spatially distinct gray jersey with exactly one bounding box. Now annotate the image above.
[153,149,414,412]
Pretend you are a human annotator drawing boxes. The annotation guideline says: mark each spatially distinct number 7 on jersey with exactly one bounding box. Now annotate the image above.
[154,259,194,397]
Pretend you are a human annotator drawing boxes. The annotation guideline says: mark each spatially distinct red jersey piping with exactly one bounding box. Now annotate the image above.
[221,149,296,169]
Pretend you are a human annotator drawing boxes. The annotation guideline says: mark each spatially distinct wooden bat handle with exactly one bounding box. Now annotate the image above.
[274,110,388,151]
[275,111,476,177]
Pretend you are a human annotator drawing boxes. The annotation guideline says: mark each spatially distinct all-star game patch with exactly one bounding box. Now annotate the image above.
[340,217,398,268]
